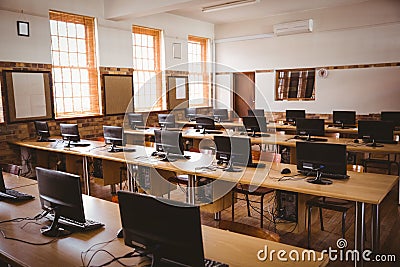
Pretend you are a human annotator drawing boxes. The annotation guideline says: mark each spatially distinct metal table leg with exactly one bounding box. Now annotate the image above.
[371,204,380,252]
[82,156,90,195]
[355,202,365,267]
[187,174,196,204]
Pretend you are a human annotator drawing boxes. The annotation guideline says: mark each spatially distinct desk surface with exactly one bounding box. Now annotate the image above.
[0,174,328,267]
[11,140,399,205]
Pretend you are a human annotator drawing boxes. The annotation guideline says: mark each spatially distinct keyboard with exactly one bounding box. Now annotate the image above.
[247,162,266,168]
[299,170,349,179]
[46,214,104,231]
[293,136,328,142]
[248,133,270,138]
[205,130,223,134]
[0,189,35,201]
[204,258,229,267]
[71,142,91,147]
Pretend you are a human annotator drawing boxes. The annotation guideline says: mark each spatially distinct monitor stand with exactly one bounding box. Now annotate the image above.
[306,170,332,185]
[41,211,71,237]
[366,139,384,147]
[223,160,242,172]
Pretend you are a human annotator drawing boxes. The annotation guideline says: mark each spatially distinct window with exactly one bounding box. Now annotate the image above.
[275,68,315,101]
[188,35,210,107]
[49,10,100,118]
[132,25,162,111]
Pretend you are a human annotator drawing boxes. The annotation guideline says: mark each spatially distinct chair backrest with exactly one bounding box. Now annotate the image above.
[218,220,280,242]
[0,163,21,176]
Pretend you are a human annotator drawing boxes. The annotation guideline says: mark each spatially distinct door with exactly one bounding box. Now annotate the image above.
[233,72,255,118]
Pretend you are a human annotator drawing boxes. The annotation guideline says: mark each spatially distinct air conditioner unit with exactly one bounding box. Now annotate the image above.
[273,19,313,36]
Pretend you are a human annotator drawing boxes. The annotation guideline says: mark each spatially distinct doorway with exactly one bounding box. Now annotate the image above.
[233,72,255,118]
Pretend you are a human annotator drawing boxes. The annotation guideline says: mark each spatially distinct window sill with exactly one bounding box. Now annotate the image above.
[55,113,103,120]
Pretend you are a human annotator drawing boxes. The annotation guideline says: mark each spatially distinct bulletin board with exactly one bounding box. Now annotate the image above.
[3,70,53,123]
[103,74,134,115]
[167,76,189,110]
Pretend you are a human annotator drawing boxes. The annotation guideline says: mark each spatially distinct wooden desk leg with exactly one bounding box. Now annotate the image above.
[355,202,365,267]
[371,204,380,252]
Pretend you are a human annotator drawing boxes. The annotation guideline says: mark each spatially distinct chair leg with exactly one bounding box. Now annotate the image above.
[342,211,346,239]
[319,207,324,231]
[260,194,264,228]
[231,191,235,222]
[245,193,251,217]
[308,205,312,249]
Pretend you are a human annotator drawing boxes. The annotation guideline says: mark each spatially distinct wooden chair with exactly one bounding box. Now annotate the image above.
[232,152,281,228]
[0,163,21,176]
[306,164,364,248]
[218,220,280,242]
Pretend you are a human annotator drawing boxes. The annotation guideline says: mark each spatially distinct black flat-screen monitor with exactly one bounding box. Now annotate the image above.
[153,129,163,153]
[214,135,251,172]
[195,117,216,133]
[184,108,197,121]
[296,142,347,185]
[158,114,175,129]
[127,113,145,130]
[154,130,184,159]
[60,123,80,147]
[34,121,54,142]
[333,111,356,127]
[358,120,395,146]
[118,191,205,267]
[36,167,102,237]
[248,109,264,117]
[242,116,269,137]
[213,109,229,121]
[286,110,306,124]
[381,111,400,127]
[103,125,124,152]
[296,118,325,137]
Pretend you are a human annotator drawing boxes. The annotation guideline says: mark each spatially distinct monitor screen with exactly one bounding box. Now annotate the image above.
[333,111,356,126]
[195,117,216,130]
[158,114,175,128]
[213,109,229,121]
[286,110,306,123]
[60,123,80,142]
[34,121,51,141]
[296,142,347,176]
[358,120,394,143]
[154,130,184,156]
[296,118,325,136]
[242,116,267,133]
[36,167,86,236]
[248,109,264,117]
[118,191,204,266]
[127,113,144,129]
[153,129,163,152]
[103,126,123,151]
[184,108,197,119]
[381,111,400,127]
[214,135,251,166]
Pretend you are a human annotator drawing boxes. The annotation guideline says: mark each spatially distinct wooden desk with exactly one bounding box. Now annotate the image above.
[0,175,328,267]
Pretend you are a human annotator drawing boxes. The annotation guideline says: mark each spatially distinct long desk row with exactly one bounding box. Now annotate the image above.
[10,137,399,262]
[0,173,329,267]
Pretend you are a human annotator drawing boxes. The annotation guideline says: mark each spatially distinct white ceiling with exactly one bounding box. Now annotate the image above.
[103,0,370,24]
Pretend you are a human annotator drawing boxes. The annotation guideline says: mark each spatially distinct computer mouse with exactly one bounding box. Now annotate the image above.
[151,151,158,156]
[184,155,191,160]
[117,228,123,238]
[353,139,359,143]
[281,168,291,175]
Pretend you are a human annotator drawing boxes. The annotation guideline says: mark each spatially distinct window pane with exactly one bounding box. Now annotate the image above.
[77,39,86,53]
[80,69,89,82]
[67,22,76,37]
[68,39,77,52]
[71,69,80,82]
[60,52,69,66]
[76,24,85,38]
[59,37,68,51]
[51,36,59,50]
[69,53,78,66]
[50,20,58,35]
[52,51,60,66]
[78,53,87,67]
[63,83,72,97]
[64,98,73,112]
[58,22,67,37]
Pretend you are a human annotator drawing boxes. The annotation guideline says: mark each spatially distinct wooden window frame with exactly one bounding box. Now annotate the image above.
[275,68,315,101]
[132,25,162,112]
[49,10,100,118]
[188,35,210,107]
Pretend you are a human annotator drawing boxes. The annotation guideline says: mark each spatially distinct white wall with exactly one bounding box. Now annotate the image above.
[215,0,400,114]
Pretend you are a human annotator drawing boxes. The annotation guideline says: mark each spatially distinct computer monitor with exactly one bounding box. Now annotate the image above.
[184,108,197,121]
[214,135,251,172]
[358,120,395,147]
[103,126,124,152]
[118,191,205,267]
[36,167,102,237]
[213,108,229,122]
[381,111,400,128]
[154,130,184,161]
[195,117,216,134]
[60,123,80,147]
[242,116,269,137]
[248,109,264,117]
[332,111,356,128]
[153,129,163,153]
[158,114,175,129]
[286,110,306,124]
[296,118,325,138]
[34,121,54,142]
[127,113,145,130]
[296,142,347,185]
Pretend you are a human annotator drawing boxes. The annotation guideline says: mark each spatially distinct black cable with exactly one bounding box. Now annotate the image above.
[0,229,60,245]
[84,249,139,267]
[81,237,118,266]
